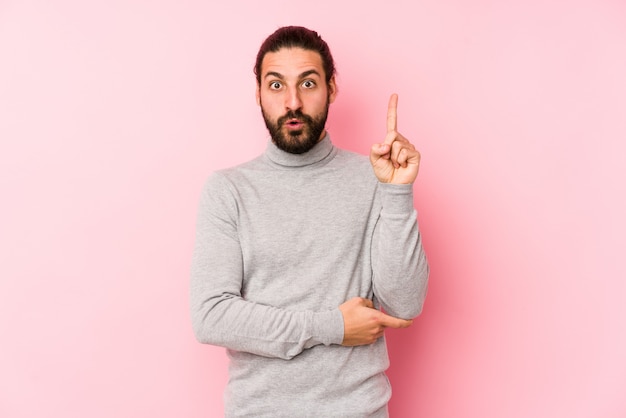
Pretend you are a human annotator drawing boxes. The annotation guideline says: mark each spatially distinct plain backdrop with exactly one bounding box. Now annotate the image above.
[1,1,625,417]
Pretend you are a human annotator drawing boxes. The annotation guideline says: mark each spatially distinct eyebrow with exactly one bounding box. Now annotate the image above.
[263,69,322,80]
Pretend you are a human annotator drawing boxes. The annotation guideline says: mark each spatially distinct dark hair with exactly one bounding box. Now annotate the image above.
[254,26,336,85]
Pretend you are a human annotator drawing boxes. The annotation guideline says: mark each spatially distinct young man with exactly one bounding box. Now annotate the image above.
[191,26,429,417]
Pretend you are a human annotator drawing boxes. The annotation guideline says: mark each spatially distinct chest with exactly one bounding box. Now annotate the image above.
[238,175,377,253]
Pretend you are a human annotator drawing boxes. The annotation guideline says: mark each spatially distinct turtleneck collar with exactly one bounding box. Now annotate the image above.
[264,133,337,168]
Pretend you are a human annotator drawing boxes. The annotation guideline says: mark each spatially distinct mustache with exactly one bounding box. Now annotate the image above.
[277,110,314,126]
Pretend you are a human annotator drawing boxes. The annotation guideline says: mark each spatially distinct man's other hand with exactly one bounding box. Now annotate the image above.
[339,297,413,346]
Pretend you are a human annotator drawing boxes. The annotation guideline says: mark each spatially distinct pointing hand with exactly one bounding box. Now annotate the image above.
[369,94,421,184]
[339,297,413,346]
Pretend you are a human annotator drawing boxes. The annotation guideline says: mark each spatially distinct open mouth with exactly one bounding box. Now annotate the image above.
[285,119,304,129]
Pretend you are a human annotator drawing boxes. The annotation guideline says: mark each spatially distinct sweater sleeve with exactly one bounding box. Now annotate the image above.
[371,183,429,319]
[190,174,345,360]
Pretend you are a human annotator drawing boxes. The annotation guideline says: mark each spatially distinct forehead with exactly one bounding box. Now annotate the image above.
[261,47,325,79]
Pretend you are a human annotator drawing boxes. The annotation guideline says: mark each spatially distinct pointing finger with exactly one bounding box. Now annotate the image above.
[387,93,398,133]
[379,312,413,329]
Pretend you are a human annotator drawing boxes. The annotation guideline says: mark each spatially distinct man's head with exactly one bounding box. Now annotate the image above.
[254,26,336,86]
[255,26,337,154]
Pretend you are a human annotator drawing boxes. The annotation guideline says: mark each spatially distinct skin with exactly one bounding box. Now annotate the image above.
[257,47,421,346]
[256,47,337,152]
[370,93,421,185]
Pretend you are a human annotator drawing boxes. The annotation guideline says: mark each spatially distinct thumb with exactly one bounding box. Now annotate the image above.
[370,143,390,160]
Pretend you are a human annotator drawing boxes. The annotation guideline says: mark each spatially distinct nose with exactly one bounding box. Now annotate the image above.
[285,86,302,111]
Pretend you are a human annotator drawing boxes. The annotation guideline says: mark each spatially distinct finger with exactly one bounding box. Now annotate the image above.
[391,139,416,167]
[379,312,413,329]
[369,142,391,163]
[386,93,398,133]
[361,298,374,309]
[389,137,408,166]
[382,129,397,148]
[400,147,419,166]
[389,139,403,167]
[396,148,408,168]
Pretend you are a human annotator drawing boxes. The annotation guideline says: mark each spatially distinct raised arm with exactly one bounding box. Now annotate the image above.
[369,94,429,319]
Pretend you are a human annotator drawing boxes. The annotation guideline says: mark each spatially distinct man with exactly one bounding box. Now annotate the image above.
[191,26,429,417]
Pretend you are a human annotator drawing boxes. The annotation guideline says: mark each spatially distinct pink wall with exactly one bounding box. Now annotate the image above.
[1,1,625,417]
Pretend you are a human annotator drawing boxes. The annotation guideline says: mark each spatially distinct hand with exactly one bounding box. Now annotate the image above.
[338,297,413,346]
[369,94,421,184]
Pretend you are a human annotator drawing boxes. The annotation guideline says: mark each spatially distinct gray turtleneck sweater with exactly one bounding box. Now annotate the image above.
[190,134,429,417]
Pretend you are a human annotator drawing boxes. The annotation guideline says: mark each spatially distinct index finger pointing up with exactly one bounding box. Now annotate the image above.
[387,93,398,133]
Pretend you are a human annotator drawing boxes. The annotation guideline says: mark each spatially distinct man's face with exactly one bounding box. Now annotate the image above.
[256,47,337,154]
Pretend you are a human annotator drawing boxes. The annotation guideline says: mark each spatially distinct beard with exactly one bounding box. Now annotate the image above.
[261,99,330,154]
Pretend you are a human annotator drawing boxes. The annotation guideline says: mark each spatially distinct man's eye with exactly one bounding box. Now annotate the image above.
[269,81,282,90]
[302,80,315,88]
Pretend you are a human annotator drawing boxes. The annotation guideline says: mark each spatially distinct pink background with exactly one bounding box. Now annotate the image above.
[1,1,625,417]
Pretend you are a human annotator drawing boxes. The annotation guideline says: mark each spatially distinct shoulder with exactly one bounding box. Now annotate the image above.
[331,146,366,164]
[333,147,377,178]
[204,154,264,188]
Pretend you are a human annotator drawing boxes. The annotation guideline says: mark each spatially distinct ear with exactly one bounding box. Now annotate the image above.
[255,84,261,106]
[328,75,337,104]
